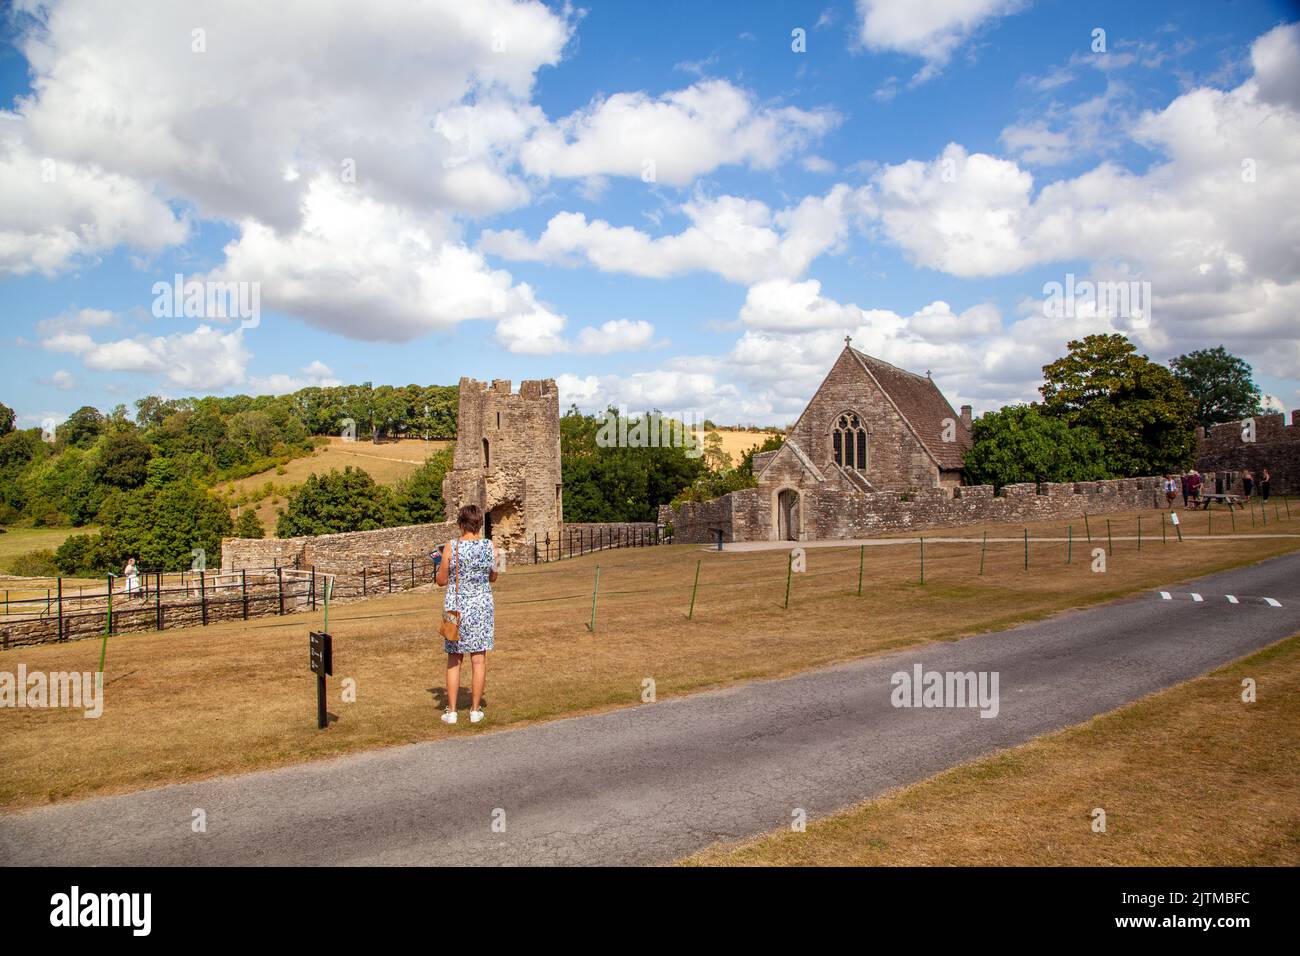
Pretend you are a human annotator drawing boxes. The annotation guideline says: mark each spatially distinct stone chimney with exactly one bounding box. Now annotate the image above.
[960,405,972,430]
[1292,410,1299,427]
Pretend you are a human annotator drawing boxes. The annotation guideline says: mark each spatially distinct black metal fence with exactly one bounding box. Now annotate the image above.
[532,525,661,562]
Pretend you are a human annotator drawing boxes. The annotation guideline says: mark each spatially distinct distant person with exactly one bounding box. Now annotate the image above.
[435,504,498,726]
[1180,472,1191,508]
[1260,467,1271,503]
[122,557,140,600]
[1188,470,1202,507]
[1242,469,1254,503]
[1163,476,1178,509]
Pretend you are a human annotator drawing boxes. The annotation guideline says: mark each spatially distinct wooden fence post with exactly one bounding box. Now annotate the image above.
[200,569,207,625]
[277,567,285,615]
[242,569,249,620]
[156,573,163,631]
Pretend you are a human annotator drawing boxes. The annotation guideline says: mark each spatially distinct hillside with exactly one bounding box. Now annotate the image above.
[219,437,452,531]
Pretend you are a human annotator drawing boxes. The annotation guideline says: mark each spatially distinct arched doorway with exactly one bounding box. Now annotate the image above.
[776,488,800,541]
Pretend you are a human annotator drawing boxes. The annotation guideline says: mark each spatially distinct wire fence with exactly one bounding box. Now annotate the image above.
[3,498,1291,648]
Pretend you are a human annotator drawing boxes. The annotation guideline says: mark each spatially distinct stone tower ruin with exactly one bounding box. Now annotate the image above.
[441,377,562,564]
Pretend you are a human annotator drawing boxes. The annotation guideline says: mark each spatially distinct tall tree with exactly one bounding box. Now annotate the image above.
[1169,346,1262,429]
[1040,334,1197,477]
[963,404,1112,489]
[0,401,15,436]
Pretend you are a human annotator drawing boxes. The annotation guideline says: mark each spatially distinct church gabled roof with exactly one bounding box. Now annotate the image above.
[847,347,971,471]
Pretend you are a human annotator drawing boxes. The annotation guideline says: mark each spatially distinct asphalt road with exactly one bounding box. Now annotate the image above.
[2,553,1296,866]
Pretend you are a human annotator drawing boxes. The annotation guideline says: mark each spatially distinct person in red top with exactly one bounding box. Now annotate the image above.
[1187,470,1202,507]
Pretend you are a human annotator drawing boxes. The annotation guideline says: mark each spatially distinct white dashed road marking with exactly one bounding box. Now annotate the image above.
[1155,592,1283,607]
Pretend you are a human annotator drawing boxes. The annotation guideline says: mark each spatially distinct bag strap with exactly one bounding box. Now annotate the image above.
[452,540,460,607]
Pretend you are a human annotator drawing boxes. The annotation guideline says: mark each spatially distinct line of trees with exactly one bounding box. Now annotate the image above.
[963,336,1263,489]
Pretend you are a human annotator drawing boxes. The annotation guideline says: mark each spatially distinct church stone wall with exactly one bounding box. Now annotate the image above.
[660,478,1163,544]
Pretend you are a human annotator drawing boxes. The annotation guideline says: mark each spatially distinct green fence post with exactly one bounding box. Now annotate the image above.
[586,565,601,632]
[105,575,113,635]
[1084,512,1092,542]
[1023,529,1029,570]
[1067,525,1072,564]
[920,537,925,585]
[687,559,701,619]
[1162,512,1167,544]
[783,552,794,609]
[857,545,864,596]
[1137,515,1142,551]
[1106,519,1113,556]
[979,530,987,576]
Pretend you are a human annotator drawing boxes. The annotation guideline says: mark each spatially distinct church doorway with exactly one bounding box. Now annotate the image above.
[776,489,800,541]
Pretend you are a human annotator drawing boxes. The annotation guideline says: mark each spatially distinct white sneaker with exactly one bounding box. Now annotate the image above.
[440,709,458,725]
[469,709,485,724]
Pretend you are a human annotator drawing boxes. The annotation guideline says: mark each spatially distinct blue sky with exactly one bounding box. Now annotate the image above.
[3,0,1298,430]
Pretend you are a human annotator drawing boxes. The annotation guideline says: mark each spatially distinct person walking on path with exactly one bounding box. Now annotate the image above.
[435,504,498,726]
[1164,476,1178,509]
[1242,469,1255,504]
[1180,472,1190,508]
[1188,470,1202,508]
[1260,467,1271,502]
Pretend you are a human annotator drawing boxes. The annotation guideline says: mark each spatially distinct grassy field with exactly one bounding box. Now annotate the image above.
[0,506,1297,811]
[0,526,92,565]
[686,633,1300,866]
[220,437,452,528]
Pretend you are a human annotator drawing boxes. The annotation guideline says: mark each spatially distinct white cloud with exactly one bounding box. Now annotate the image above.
[49,369,75,390]
[574,319,657,354]
[40,324,252,392]
[481,185,868,284]
[520,79,838,185]
[249,361,343,395]
[863,24,1300,379]
[738,278,865,331]
[0,113,187,277]
[856,0,1026,82]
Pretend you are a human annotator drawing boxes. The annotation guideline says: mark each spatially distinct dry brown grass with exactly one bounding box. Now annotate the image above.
[1,507,1297,812]
[685,633,1300,866]
[220,437,452,527]
[707,428,780,465]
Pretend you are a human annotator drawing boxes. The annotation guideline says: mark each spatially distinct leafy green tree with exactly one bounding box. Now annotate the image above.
[394,449,453,525]
[234,509,265,539]
[92,430,153,490]
[1040,334,1197,476]
[57,405,105,449]
[0,402,15,436]
[1169,346,1262,430]
[559,406,706,521]
[277,467,400,536]
[55,481,233,573]
[963,404,1112,489]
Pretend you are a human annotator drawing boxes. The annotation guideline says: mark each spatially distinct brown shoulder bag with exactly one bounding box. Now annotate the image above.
[438,541,461,642]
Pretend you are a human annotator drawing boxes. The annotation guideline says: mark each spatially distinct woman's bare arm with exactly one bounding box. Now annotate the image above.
[434,540,452,586]
[488,541,499,583]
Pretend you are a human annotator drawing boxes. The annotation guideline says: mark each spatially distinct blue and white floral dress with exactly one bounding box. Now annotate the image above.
[443,538,496,654]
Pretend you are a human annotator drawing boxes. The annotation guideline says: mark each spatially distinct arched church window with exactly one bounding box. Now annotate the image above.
[833,413,868,470]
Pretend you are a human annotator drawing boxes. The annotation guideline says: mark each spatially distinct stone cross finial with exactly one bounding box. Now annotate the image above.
[844,335,852,348]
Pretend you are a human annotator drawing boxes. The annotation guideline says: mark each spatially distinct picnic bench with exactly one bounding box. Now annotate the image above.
[1195,493,1242,510]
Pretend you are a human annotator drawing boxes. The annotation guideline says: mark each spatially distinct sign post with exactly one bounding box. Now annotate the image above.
[309,631,333,729]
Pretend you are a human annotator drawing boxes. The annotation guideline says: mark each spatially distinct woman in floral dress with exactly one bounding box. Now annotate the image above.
[434,504,499,725]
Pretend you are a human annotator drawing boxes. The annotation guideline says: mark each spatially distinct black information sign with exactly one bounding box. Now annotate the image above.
[309,631,333,676]
[309,631,333,729]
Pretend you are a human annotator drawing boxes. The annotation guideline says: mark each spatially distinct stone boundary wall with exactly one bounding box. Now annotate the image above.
[659,477,1163,544]
[222,521,459,575]
[1196,412,1299,496]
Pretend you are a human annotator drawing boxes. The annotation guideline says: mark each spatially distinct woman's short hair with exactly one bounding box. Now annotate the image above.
[456,504,484,534]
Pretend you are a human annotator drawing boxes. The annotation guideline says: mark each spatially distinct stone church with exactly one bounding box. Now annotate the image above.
[748,339,973,539]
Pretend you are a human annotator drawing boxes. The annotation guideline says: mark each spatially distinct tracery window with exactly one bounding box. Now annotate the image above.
[833,413,868,470]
